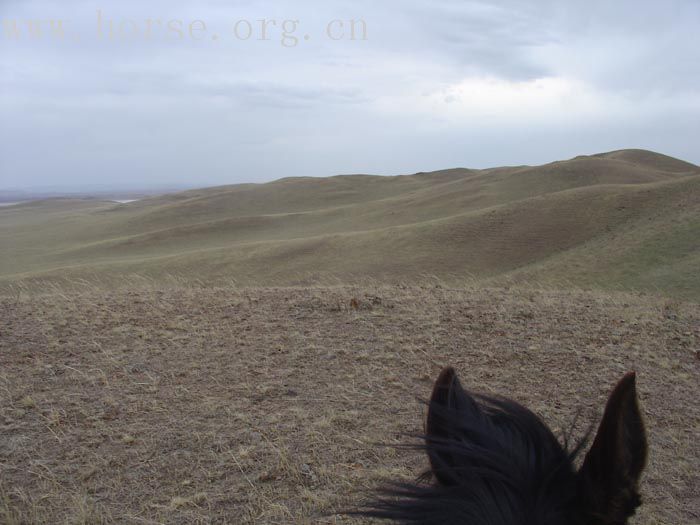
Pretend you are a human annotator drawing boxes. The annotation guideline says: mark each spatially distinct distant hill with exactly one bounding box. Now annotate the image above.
[1,149,699,300]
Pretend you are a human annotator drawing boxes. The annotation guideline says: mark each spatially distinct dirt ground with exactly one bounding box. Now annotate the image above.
[1,285,698,524]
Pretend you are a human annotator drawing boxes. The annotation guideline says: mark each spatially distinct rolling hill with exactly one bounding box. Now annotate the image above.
[1,149,699,300]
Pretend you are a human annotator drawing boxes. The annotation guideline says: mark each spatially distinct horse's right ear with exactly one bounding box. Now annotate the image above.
[425,367,482,486]
[578,372,648,523]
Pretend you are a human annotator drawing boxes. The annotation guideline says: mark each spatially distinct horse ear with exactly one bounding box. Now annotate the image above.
[578,372,648,523]
[425,367,481,486]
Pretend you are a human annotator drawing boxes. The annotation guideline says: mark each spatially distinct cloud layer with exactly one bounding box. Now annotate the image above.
[1,0,699,189]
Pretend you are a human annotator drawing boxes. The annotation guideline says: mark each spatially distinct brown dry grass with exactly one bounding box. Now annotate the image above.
[1,285,698,524]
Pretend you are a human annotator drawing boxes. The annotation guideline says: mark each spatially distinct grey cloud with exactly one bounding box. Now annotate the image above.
[1,0,699,190]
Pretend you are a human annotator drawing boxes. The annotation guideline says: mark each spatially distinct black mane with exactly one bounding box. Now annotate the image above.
[364,394,585,524]
[356,367,647,525]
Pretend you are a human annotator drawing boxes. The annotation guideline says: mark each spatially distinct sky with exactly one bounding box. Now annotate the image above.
[1,0,699,191]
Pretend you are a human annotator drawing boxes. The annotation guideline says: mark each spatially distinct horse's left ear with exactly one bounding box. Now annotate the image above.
[425,367,483,486]
[578,372,648,523]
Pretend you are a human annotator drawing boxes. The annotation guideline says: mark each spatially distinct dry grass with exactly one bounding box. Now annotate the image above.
[1,285,698,524]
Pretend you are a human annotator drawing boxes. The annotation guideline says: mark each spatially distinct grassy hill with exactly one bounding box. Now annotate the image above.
[1,149,699,300]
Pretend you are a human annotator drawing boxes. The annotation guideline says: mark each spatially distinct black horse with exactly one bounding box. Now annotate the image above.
[362,367,647,524]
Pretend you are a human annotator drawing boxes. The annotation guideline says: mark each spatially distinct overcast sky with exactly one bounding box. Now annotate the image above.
[1,0,699,190]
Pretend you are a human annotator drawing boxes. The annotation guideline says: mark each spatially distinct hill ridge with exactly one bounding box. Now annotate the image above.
[1,149,698,300]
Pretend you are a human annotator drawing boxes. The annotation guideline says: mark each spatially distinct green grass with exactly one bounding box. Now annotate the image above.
[1,149,698,300]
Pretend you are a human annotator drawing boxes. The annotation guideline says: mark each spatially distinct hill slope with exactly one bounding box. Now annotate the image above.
[1,149,699,299]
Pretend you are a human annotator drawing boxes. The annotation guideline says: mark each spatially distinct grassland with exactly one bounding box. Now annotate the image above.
[1,149,699,300]
[1,149,699,523]
[1,285,698,523]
